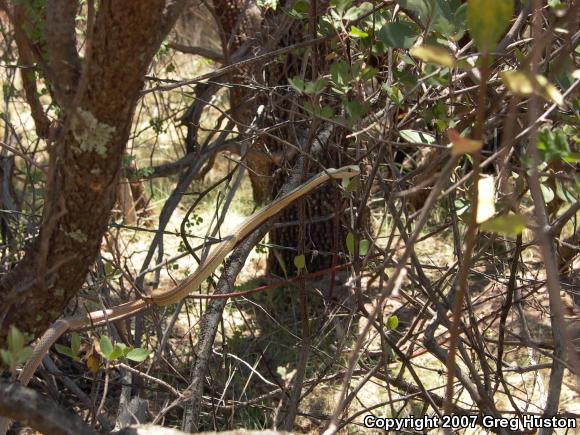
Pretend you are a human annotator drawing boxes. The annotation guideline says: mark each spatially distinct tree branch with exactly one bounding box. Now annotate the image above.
[45,0,81,107]
[0,382,97,435]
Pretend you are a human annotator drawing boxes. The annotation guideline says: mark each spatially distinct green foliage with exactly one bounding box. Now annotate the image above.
[149,117,166,134]
[547,0,567,11]
[287,0,310,19]
[378,22,419,49]
[396,0,467,40]
[124,155,155,180]
[537,128,580,163]
[386,315,399,330]
[0,326,34,374]
[346,232,355,256]
[344,99,367,123]
[185,213,204,227]
[346,232,370,257]
[55,332,82,361]
[21,0,48,47]
[349,26,369,39]
[125,348,150,362]
[288,77,329,95]
[410,45,456,68]
[293,254,306,272]
[100,335,114,357]
[467,0,513,53]
[342,174,360,192]
[92,335,150,364]
[343,2,373,21]
[480,214,527,236]
[359,239,370,256]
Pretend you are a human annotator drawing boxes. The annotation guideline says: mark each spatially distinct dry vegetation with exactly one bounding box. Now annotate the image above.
[0,1,579,435]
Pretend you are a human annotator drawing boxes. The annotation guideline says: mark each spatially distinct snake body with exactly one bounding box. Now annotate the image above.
[13,166,360,389]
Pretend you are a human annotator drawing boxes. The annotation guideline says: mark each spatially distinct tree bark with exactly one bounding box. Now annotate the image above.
[0,382,97,435]
[0,0,187,346]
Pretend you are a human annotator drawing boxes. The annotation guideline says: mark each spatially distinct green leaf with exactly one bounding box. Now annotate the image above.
[480,213,527,235]
[360,66,378,82]
[378,22,419,49]
[332,0,353,15]
[359,239,370,256]
[15,347,33,365]
[399,129,436,144]
[410,45,456,68]
[330,62,351,91]
[467,0,514,52]
[288,77,305,93]
[345,99,367,122]
[342,175,360,192]
[396,0,466,39]
[303,78,329,95]
[126,348,150,363]
[454,198,469,215]
[540,184,555,204]
[55,344,75,358]
[343,2,373,20]
[288,0,310,19]
[8,326,25,352]
[71,333,81,356]
[433,0,467,40]
[548,0,567,11]
[387,315,399,330]
[563,152,580,164]
[395,0,433,27]
[349,25,369,38]
[384,85,404,104]
[537,128,573,162]
[0,349,13,367]
[346,232,355,256]
[320,106,334,118]
[99,336,114,359]
[555,180,578,203]
[107,343,128,361]
[293,254,306,272]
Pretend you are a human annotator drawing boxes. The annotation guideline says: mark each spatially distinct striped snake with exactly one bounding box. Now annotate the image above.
[0,165,359,434]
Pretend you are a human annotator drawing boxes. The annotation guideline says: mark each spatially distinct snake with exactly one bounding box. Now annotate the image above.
[6,165,360,396]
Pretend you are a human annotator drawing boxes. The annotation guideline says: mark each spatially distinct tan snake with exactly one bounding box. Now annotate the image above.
[2,166,359,412]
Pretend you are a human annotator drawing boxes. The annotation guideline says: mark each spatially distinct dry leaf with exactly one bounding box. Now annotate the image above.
[476,175,496,224]
[447,128,483,156]
[500,70,564,107]
[410,45,456,68]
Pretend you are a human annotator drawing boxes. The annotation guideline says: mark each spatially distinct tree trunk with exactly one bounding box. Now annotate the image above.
[0,0,186,345]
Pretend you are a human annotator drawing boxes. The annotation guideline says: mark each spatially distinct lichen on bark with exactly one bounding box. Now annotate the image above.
[71,108,116,157]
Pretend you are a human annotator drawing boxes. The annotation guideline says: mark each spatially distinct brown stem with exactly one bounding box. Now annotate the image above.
[443,52,490,415]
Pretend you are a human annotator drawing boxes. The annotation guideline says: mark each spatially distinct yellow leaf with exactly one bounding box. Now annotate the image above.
[480,213,527,235]
[325,52,337,62]
[85,352,101,375]
[476,175,495,224]
[467,0,514,53]
[500,71,564,107]
[447,128,482,156]
[410,45,456,68]
[293,254,306,271]
[500,70,533,94]
[535,75,564,107]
